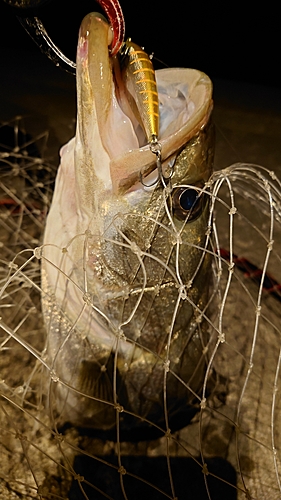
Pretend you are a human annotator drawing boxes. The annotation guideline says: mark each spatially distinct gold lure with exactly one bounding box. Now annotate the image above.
[119,38,159,144]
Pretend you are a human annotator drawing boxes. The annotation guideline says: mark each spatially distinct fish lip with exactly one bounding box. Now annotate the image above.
[76,13,141,193]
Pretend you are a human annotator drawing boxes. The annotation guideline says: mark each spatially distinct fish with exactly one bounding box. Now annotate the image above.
[41,12,215,432]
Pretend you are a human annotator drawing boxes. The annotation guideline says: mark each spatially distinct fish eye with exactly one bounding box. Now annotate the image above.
[172,186,205,221]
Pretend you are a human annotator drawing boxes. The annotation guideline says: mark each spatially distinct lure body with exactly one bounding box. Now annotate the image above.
[120,39,159,143]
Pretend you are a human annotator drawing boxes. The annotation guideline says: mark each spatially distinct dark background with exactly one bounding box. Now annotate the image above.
[0,0,279,87]
[0,0,281,176]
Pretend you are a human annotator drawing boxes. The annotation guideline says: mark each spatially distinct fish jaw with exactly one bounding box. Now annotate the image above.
[74,12,140,212]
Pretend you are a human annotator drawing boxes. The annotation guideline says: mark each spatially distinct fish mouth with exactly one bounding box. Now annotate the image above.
[75,13,213,194]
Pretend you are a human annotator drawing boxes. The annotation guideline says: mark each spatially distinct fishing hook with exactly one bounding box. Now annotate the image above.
[2,0,125,73]
[140,138,174,189]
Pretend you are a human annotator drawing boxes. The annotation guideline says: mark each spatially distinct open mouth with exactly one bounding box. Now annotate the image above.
[75,13,213,193]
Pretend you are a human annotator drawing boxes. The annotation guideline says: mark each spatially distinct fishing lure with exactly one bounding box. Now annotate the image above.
[118,38,171,185]
[119,38,159,144]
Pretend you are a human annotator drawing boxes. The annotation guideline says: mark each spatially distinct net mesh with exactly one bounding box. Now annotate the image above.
[1,116,281,499]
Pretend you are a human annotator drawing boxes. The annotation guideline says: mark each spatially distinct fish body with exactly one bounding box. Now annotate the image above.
[41,13,214,431]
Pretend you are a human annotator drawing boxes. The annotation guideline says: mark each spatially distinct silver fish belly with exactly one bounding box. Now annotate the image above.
[41,13,214,430]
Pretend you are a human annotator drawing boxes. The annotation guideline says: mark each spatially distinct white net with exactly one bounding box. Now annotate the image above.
[1,113,281,500]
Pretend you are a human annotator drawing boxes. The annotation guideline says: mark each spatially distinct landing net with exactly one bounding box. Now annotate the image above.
[1,117,281,499]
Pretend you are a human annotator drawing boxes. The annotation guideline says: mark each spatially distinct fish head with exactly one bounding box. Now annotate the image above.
[71,12,214,301]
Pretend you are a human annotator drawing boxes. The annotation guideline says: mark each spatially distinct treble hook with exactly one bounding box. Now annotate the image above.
[140,138,174,189]
[2,0,125,73]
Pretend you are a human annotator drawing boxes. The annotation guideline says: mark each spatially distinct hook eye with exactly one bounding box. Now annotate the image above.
[172,186,206,222]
